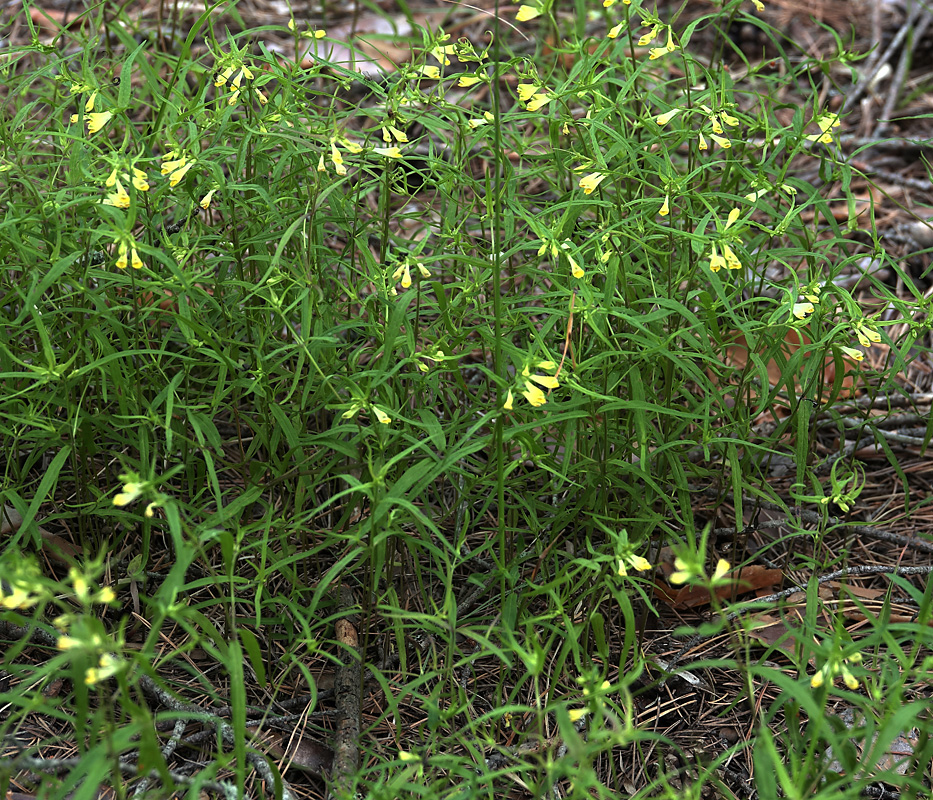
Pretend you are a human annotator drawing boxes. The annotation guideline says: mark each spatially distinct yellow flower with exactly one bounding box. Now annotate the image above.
[87,111,113,135]
[383,125,408,143]
[665,27,677,52]
[698,132,708,151]
[638,24,660,46]
[710,134,731,149]
[330,141,346,176]
[458,75,482,87]
[114,241,143,271]
[711,558,731,582]
[161,155,194,186]
[618,553,652,575]
[104,180,131,208]
[527,373,559,389]
[656,108,679,125]
[723,244,742,270]
[649,47,667,60]
[1,583,36,610]
[568,708,588,722]
[57,635,81,651]
[521,380,547,407]
[854,322,881,347]
[608,22,624,38]
[131,168,149,191]
[372,406,392,425]
[200,188,218,209]
[400,262,412,288]
[793,302,814,319]
[85,653,121,686]
[721,112,739,127]
[840,346,864,362]
[751,0,764,9]
[468,117,489,129]
[810,668,825,688]
[526,93,553,112]
[579,172,606,195]
[659,195,670,217]
[806,112,840,144]
[708,244,726,273]
[373,146,403,158]
[419,65,442,80]
[841,665,859,690]
[516,4,541,21]
[503,389,514,410]
[669,557,693,585]
[317,152,327,172]
[517,84,539,102]
[85,92,98,112]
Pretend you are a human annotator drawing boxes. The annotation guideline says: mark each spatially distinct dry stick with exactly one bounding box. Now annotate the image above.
[875,8,933,138]
[664,564,933,672]
[328,585,362,799]
[842,1,924,115]
[138,674,296,800]
[0,755,238,800]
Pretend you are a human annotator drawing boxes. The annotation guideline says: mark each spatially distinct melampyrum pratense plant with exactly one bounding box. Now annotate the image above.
[2,0,931,796]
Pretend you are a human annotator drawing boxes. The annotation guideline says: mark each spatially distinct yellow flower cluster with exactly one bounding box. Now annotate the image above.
[503,361,560,410]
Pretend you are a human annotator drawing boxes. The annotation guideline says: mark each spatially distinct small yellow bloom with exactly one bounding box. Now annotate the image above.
[810,669,825,688]
[97,587,116,603]
[637,25,660,46]
[649,47,667,60]
[841,665,859,690]
[161,156,194,186]
[318,152,327,172]
[87,111,113,135]
[793,302,814,319]
[384,125,408,143]
[711,558,730,582]
[517,84,539,102]
[608,22,624,38]
[723,244,742,270]
[288,18,296,30]
[806,112,840,144]
[854,323,881,347]
[313,28,326,38]
[57,635,81,651]
[527,373,559,389]
[331,141,346,176]
[372,406,392,425]
[668,557,692,585]
[722,112,739,127]
[726,208,741,228]
[659,195,670,217]
[709,244,726,273]
[200,188,218,209]
[568,708,588,722]
[419,65,442,80]
[400,262,412,288]
[503,389,514,410]
[373,146,404,158]
[104,183,131,209]
[521,380,547,407]
[131,168,149,191]
[526,93,553,112]
[710,134,731,149]
[458,75,483,88]
[516,4,541,21]
[665,28,677,52]
[628,554,651,572]
[751,0,764,10]
[579,172,606,195]
[656,108,679,125]
[840,346,864,362]
[698,132,707,150]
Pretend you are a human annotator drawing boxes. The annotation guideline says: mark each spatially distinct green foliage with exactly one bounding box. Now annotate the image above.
[2,0,932,797]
